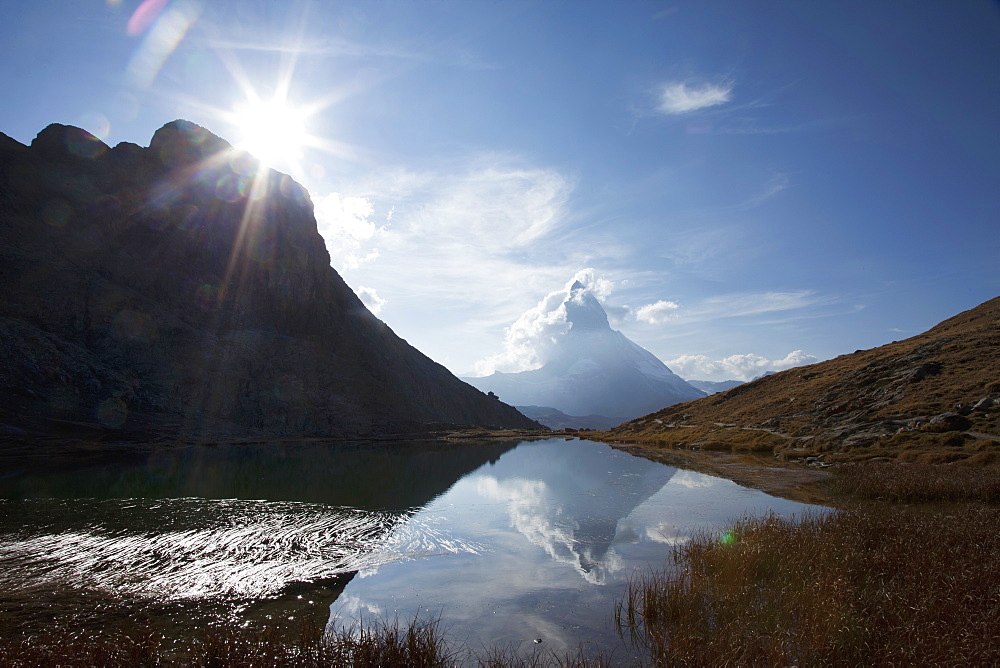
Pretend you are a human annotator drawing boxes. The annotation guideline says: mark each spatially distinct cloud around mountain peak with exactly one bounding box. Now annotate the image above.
[473,269,614,375]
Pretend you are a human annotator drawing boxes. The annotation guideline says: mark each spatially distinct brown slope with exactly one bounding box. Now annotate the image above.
[602,297,1000,464]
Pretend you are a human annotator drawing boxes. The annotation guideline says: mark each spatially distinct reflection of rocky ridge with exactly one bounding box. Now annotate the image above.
[477,442,676,583]
[0,121,538,438]
[1,439,517,513]
[0,439,518,632]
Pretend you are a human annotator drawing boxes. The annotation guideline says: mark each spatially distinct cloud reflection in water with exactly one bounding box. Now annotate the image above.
[330,439,823,654]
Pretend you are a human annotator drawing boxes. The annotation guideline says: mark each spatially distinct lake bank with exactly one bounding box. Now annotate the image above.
[603,443,833,505]
[0,437,823,663]
[2,437,999,664]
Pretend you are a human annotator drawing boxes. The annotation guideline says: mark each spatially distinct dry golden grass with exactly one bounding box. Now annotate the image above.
[600,296,1000,463]
[615,463,1000,665]
[0,616,457,668]
[617,503,1000,665]
[830,460,1000,503]
[0,614,619,666]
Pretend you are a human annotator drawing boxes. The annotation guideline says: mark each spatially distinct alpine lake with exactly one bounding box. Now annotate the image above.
[0,437,826,660]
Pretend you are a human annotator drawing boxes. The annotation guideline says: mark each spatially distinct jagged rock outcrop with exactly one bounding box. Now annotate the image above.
[0,120,539,438]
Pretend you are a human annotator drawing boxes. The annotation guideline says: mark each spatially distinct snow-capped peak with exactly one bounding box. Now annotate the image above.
[563,280,610,332]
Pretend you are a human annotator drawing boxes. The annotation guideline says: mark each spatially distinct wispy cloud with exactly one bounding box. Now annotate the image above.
[693,290,826,319]
[665,349,818,381]
[198,35,421,61]
[627,290,829,328]
[314,158,574,276]
[311,156,621,371]
[741,173,789,208]
[198,34,501,71]
[658,81,733,114]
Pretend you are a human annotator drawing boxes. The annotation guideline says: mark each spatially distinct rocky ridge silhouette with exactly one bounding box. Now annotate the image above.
[0,120,539,439]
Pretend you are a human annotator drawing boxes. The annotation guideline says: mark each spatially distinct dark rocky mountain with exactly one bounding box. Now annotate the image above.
[687,379,744,395]
[515,405,627,431]
[464,280,704,420]
[0,120,539,439]
[605,297,1000,464]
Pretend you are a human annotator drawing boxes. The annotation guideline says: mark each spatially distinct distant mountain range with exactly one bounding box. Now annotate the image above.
[464,280,704,425]
[0,120,539,439]
[514,406,628,431]
[687,379,745,395]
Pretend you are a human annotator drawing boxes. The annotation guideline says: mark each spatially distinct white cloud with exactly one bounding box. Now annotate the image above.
[472,269,613,375]
[634,300,679,325]
[354,285,386,315]
[327,159,574,282]
[666,349,818,381]
[473,286,569,375]
[569,268,616,300]
[658,81,733,114]
[313,192,384,269]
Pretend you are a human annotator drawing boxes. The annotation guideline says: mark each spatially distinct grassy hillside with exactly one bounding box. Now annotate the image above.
[597,297,1000,465]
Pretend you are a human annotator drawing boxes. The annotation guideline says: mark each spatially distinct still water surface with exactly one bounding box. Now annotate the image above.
[0,438,822,655]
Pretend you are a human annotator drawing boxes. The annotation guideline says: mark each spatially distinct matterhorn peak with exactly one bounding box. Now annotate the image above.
[563,278,610,332]
[465,272,704,423]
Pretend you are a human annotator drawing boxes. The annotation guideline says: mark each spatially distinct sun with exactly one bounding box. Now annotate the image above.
[230,97,310,169]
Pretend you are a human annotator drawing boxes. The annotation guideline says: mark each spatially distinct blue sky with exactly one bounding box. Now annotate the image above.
[2,1,998,380]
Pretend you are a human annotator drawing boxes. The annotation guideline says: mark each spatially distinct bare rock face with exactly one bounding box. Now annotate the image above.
[0,120,539,438]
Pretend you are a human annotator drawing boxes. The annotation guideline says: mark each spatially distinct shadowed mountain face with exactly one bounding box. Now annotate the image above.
[515,405,627,430]
[0,120,538,438]
[465,281,704,421]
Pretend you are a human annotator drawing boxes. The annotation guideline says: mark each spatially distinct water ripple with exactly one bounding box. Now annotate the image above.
[0,498,485,602]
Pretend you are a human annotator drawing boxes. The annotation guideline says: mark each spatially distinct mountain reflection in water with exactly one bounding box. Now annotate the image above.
[0,438,822,654]
[472,441,676,584]
[329,439,819,656]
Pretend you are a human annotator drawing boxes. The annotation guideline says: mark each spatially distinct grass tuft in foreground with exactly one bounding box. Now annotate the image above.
[0,614,617,666]
[0,615,456,668]
[830,460,1000,503]
[617,497,1000,665]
